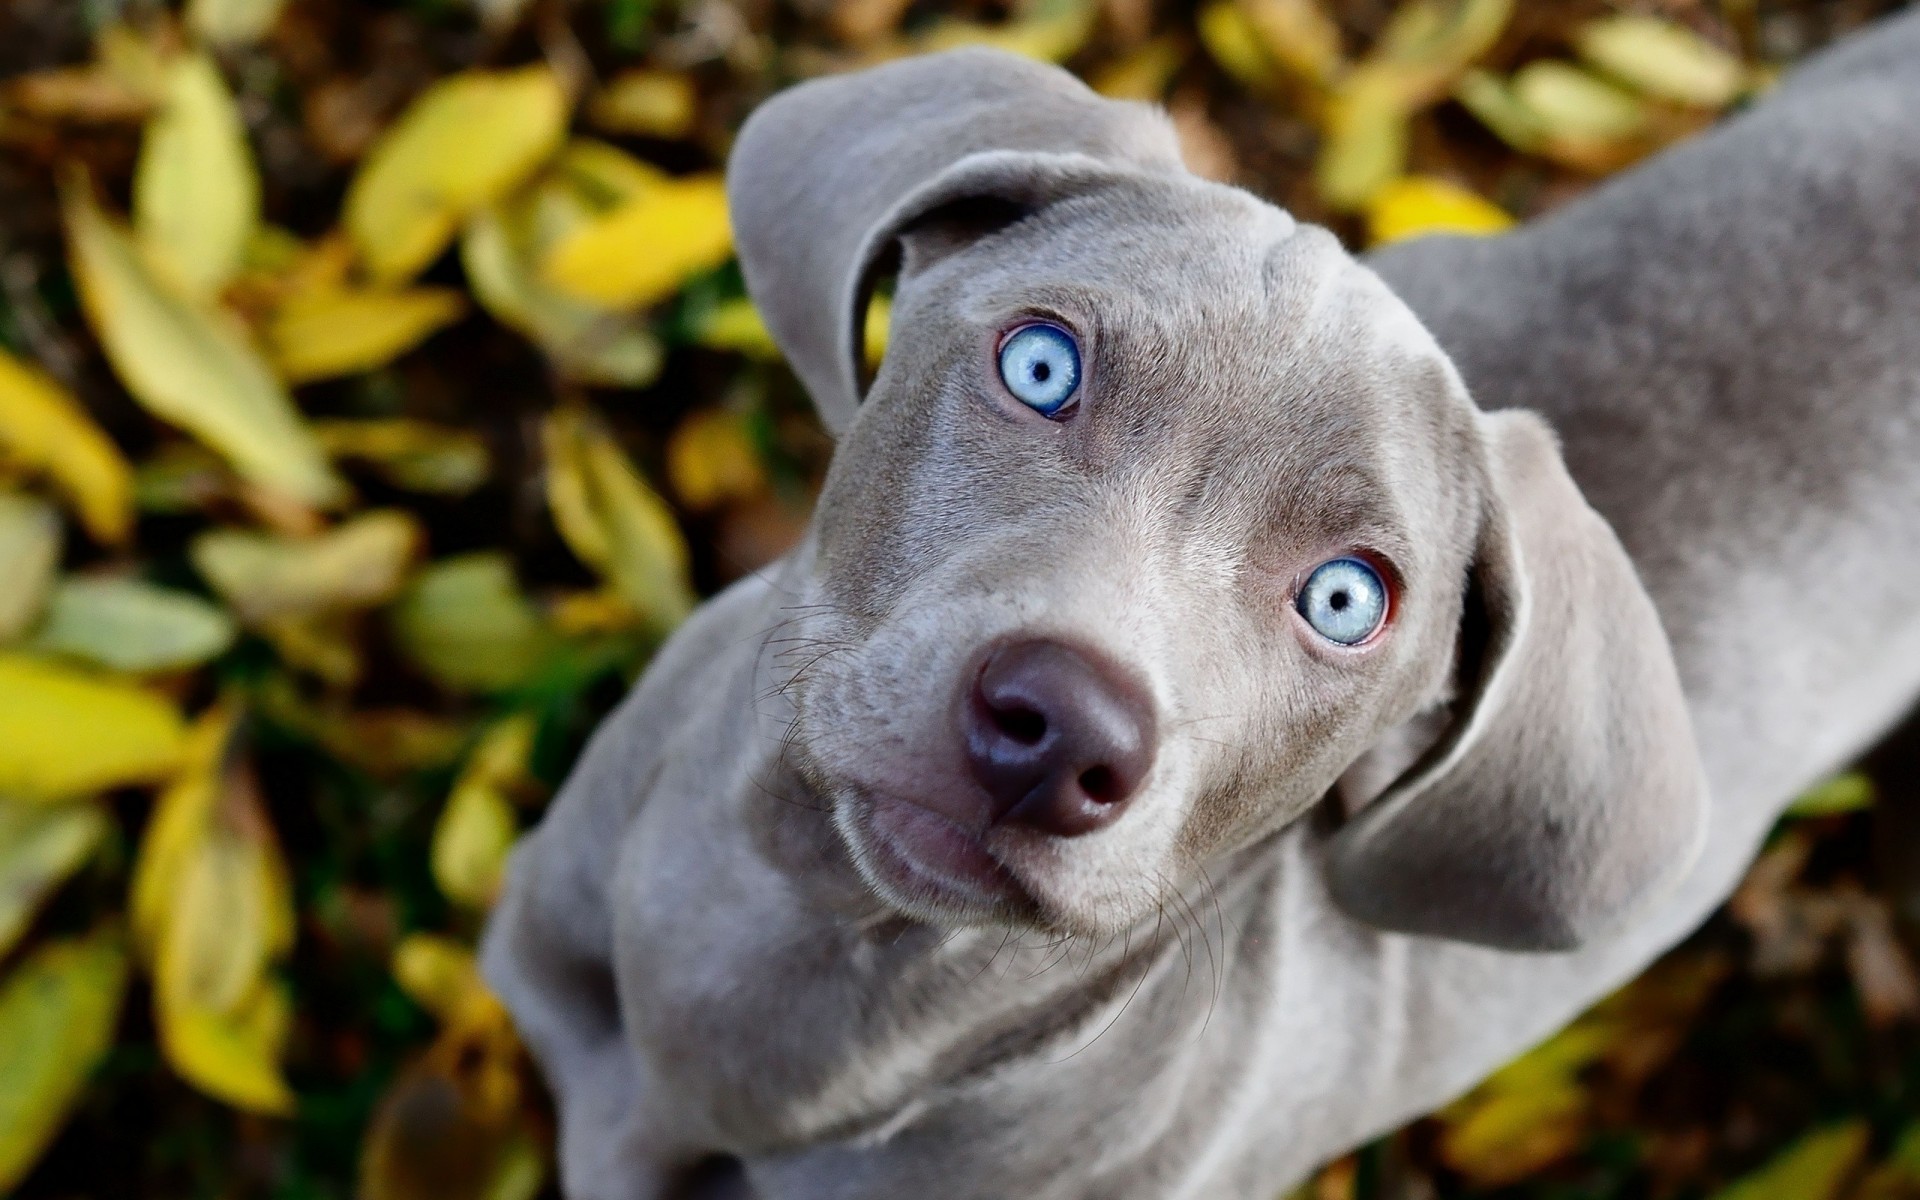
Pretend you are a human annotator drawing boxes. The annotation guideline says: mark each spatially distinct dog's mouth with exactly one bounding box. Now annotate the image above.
[837,790,1041,924]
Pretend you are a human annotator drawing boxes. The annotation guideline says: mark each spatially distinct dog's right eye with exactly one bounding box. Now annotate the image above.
[997,323,1081,416]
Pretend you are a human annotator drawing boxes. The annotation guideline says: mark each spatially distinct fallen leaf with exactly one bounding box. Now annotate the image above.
[1090,36,1189,101]
[693,295,889,368]
[587,69,697,138]
[134,53,259,298]
[1845,893,1920,1027]
[541,173,732,310]
[62,180,346,510]
[0,347,135,544]
[544,407,695,631]
[0,494,61,642]
[1707,1121,1869,1200]
[432,714,537,909]
[389,554,556,694]
[1315,66,1412,210]
[667,409,766,511]
[1576,16,1748,109]
[191,509,422,624]
[1786,771,1873,818]
[28,576,237,673]
[130,703,297,1114]
[915,0,1098,63]
[1366,175,1514,245]
[256,675,470,776]
[1511,60,1651,156]
[1197,0,1281,91]
[0,800,110,959]
[1853,1122,1920,1200]
[314,418,491,495]
[391,934,484,1023]
[0,653,185,801]
[0,928,130,1193]
[346,66,570,285]
[1440,1081,1588,1188]
[186,0,289,44]
[1452,68,1548,153]
[1237,0,1344,89]
[266,287,466,385]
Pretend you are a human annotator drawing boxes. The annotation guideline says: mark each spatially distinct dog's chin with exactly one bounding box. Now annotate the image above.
[833,790,1055,930]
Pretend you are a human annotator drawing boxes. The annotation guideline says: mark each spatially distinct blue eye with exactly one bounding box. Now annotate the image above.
[1297,557,1388,646]
[997,323,1081,415]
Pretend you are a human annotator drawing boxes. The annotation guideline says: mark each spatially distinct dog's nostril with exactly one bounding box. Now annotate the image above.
[994,705,1047,744]
[1077,766,1117,802]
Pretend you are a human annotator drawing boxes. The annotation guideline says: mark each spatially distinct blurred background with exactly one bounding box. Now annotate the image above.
[0,0,1915,1196]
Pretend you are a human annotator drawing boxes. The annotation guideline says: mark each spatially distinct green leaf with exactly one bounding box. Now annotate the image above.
[0,494,62,643]
[389,554,556,693]
[1786,772,1874,818]
[0,928,131,1192]
[28,577,237,673]
[1708,1121,1870,1200]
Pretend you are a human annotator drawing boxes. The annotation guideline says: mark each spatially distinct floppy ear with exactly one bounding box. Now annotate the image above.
[726,48,1184,435]
[1329,410,1708,951]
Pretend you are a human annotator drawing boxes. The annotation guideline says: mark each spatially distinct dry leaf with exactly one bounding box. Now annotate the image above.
[389,554,555,694]
[346,67,570,285]
[63,181,347,510]
[0,928,131,1192]
[0,347,136,544]
[0,653,186,801]
[191,509,421,624]
[1845,894,1920,1027]
[1366,175,1514,245]
[266,287,467,385]
[313,419,490,495]
[187,0,289,45]
[256,676,470,776]
[28,576,237,673]
[1576,16,1748,109]
[134,53,260,298]
[0,493,62,641]
[541,173,732,310]
[587,70,698,138]
[0,800,110,959]
[431,714,536,909]
[544,407,695,631]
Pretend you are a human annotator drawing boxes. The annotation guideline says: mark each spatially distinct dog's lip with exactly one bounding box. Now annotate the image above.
[856,793,1029,914]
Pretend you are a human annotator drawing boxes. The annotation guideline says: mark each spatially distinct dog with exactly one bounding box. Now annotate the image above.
[482,9,1920,1197]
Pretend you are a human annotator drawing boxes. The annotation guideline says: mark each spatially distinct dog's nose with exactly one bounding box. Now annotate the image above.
[962,639,1157,836]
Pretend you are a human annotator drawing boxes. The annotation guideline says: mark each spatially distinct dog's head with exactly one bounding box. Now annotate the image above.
[731,49,1706,951]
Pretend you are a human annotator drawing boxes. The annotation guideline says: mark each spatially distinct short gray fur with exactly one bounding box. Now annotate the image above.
[482,10,1920,1197]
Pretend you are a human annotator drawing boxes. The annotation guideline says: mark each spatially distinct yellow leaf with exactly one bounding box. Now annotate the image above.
[132,704,297,1114]
[1510,61,1649,145]
[1787,771,1874,818]
[0,493,61,642]
[1576,16,1748,108]
[667,409,766,512]
[544,408,694,630]
[346,66,570,285]
[1315,66,1412,210]
[256,675,470,776]
[0,653,185,801]
[389,554,555,694]
[0,348,135,544]
[29,576,237,673]
[432,715,535,910]
[62,182,346,509]
[313,418,490,495]
[916,0,1098,63]
[187,0,289,45]
[134,53,259,298]
[0,928,130,1192]
[267,288,466,385]
[0,800,110,959]
[587,70,697,139]
[1452,68,1547,153]
[1365,175,1513,245]
[191,509,421,624]
[1198,0,1280,91]
[392,933,484,1023]
[1708,1121,1870,1200]
[1439,1081,1588,1187]
[1237,0,1344,89]
[693,297,781,360]
[1375,0,1511,95]
[1091,36,1189,101]
[541,174,732,310]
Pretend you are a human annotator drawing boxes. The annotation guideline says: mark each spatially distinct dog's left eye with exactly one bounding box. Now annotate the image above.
[1297,557,1388,646]
[998,323,1081,415]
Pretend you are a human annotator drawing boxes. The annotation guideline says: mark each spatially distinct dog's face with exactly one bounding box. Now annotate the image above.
[787,186,1480,934]
[730,48,1708,950]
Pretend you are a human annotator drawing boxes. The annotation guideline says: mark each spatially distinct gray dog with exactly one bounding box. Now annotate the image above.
[483,9,1920,1197]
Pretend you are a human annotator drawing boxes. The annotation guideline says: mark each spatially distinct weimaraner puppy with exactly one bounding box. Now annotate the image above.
[482,9,1920,1197]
